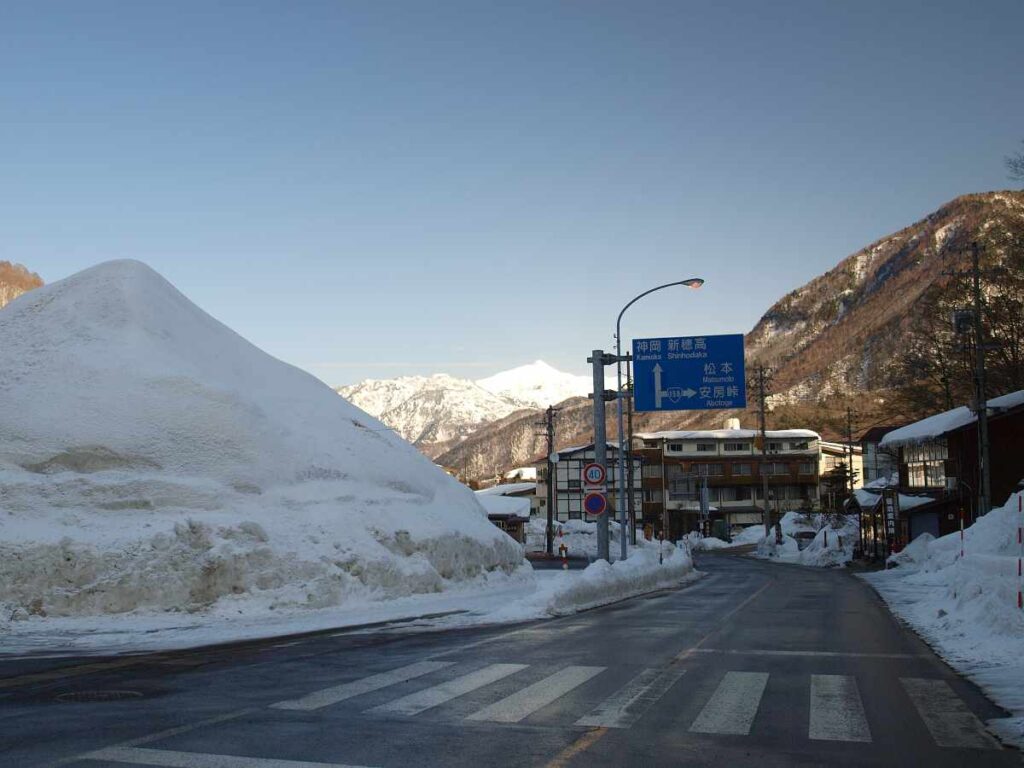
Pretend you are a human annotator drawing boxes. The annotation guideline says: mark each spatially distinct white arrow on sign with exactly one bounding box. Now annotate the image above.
[653,364,696,408]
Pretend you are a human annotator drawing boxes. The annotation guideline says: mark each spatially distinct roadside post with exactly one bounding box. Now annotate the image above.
[588,350,616,561]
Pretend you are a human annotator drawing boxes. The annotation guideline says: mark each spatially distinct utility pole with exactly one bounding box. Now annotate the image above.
[970,241,992,517]
[535,406,559,555]
[756,365,772,537]
[589,350,616,561]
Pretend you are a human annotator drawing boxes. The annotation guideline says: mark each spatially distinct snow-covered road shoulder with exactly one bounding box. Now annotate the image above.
[862,492,1024,748]
[489,544,699,622]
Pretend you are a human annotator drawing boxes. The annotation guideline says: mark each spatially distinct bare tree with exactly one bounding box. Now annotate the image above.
[1008,140,1024,182]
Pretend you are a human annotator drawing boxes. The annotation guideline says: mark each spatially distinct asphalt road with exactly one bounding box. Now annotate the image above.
[0,552,1019,767]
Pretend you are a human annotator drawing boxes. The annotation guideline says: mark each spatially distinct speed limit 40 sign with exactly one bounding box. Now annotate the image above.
[581,462,606,487]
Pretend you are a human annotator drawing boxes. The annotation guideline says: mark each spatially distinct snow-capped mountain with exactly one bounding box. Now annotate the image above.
[336,361,590,453]
[477,360,591,409]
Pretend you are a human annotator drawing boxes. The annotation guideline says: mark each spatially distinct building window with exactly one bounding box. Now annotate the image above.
[698,463,724,476]
[767,441,784,452]
[798,461,815,474]
[645,440,659,448]
[905,440,947,489]
[567,479,580,489]
[908,461,946,488]
[764,462,790,476]
[791,441,810,450]
[732,463,752,476]
[724,442,750,452]
[643,464,663,479]
[696,443,716,452]
[668,443,683,452]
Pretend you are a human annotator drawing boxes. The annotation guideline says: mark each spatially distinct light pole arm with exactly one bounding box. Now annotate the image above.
[614,277,703,559]
[615,279,704,348]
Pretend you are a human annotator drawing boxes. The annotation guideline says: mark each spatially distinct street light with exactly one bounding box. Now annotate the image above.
[615,278,704,560]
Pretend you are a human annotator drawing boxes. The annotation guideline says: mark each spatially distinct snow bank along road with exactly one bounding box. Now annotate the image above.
[0,554,1018,767]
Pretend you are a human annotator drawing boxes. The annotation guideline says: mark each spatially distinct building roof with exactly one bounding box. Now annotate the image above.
[851,487,935,511]
[879,389,1024,448]
[530,442,629,463]
[819,441,863,456]
[474,482,536,497]
[859,425,905,444]
[635,428,819,441]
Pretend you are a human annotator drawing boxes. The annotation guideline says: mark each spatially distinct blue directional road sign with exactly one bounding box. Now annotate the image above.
[632,334,746,412]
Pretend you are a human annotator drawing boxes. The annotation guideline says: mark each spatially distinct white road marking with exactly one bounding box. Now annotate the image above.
[808,674,871,742]
[901,678,998,749]
[84,746,376,768]
[369,663,528,716]
[575,666,686,728]
[466,666,605,723]
[270,661,453,711]
[692,648,923,659]
[689,671,769,735]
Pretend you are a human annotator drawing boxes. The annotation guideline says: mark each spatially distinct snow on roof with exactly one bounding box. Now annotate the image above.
[880,390,1024,448]
[820,441,862,455]
[551,441,628,456]
[852,488,935,511]
[475,482,536,497]
[476,493,531,519]
[635,429,819,441]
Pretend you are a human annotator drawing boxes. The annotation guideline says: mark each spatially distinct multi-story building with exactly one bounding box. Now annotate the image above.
[633,419,821,539]
[533,442,643,525]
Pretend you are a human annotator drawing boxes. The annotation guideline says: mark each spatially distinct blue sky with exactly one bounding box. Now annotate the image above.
[3,1,1022,384]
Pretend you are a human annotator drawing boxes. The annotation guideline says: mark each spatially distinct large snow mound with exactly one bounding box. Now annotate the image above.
[864,493,1024,747]
[0,260,525,623]
[745,512,860,567]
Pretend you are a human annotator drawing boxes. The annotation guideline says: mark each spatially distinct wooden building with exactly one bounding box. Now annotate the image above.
[878,389,1024,543]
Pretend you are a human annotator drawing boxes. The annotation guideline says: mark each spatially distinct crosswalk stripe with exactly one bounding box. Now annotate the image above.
[808,674,871,742]
[575,667,686,728]
[85,746,377,768]
[689,671,768,736]
[466,666,605,723]
[368,663,528,716]
[900,678,998,749]
[270,661,454,711]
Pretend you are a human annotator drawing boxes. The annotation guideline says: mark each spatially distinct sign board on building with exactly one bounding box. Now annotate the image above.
[632,334,747,412]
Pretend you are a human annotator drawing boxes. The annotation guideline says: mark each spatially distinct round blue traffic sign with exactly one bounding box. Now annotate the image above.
[584,491,608,517]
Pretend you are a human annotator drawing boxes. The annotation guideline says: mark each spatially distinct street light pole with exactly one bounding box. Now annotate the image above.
[615,278,704,559]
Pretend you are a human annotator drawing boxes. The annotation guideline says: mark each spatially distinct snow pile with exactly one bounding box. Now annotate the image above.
[683,533,732,551]
[0,261,525,625]
[864,492,1024,747]
[488,542,698,621]
[746,512,860,567]
[547,518,643,560]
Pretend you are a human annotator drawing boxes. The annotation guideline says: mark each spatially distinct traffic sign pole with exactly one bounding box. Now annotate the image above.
[590,349,610,561]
